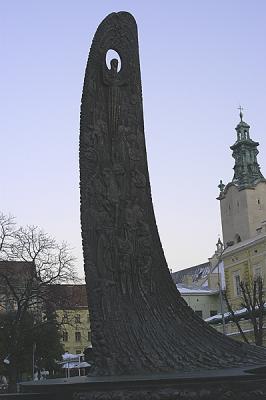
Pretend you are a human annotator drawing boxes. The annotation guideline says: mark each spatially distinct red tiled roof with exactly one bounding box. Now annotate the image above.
[47,284,88,309]
[0,261,34,274]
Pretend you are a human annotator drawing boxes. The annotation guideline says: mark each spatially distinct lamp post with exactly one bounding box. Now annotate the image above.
[217,260,226,334]
[32,343,36,381]
[216,238,226,335]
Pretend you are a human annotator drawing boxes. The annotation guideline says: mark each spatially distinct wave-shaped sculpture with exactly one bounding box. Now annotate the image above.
[80,11,266,376]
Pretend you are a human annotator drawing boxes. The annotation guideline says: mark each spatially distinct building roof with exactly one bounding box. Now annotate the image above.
[47,284,88,309]
[0,261,34,275]
[171,261,211,284]
[223,230,266,257]
[176,283,218,295]
[0,261,35,289]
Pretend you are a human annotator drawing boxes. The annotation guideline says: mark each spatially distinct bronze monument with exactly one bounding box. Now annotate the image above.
[20,11,266,399]
[80,11,266,376]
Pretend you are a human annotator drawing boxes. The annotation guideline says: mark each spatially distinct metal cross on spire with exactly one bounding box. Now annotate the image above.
[238,105,244,122]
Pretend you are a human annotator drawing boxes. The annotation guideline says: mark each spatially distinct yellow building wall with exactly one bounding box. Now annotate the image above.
[56,308,91,355]
[223,236,266,309]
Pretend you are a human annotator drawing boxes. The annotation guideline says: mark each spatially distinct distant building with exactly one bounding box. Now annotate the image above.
[172,238,224,289]
[222,229,266,309]
[217,111,266,308]
[172,240,224,319]
[49,284,91,355]
[217,110,266,248]
[0,265,92,355]
[177,284,220,320]
[172,262,211,287]
[205,112,266,344]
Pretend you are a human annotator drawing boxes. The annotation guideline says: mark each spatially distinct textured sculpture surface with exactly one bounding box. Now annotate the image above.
[80,12,266,376]
[73,386,266,400]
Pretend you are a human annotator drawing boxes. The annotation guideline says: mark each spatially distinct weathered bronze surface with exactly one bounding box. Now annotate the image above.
[80,11,266,376]
[18,10,266,400]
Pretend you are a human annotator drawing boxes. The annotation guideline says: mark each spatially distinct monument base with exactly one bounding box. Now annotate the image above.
[20,366,266,399]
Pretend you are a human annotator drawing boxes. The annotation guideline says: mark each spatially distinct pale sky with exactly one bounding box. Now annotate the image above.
[1,1,266,278]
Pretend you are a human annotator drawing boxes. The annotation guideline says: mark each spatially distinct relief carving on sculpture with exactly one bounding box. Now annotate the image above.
[80,12,266,376]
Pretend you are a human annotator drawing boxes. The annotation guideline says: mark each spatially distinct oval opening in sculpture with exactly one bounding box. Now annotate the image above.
[106,49,121,71]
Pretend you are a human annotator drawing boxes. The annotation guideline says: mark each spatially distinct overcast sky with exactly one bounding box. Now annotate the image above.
[1,1,266,278]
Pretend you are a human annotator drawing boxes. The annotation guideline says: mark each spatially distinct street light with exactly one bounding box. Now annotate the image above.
[216,238,226,334]
[32,343,36,381]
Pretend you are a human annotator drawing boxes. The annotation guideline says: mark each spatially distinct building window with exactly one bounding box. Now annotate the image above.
[88,331,91,342]
[254,266,262,279]
[257,199,262,209]
[210,310,217,317]
[62,313,69,324]
[195,310,203,318]
[62,331,68,342]
[233,272,241,296]
[234,234,241,243]
[75,314,81,324]
[75,331,81,342]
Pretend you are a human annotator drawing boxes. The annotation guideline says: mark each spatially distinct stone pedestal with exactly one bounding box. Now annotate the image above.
[20,367,266,400]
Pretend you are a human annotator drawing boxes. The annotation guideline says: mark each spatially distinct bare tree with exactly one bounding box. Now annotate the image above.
[223,290,250,344]
[0,213,78,390]
[239,277,265,346]
[0,213,16,258]
[223,276,265,346]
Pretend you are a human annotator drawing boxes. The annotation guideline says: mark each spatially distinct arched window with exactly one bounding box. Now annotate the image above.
[235,234,241,243]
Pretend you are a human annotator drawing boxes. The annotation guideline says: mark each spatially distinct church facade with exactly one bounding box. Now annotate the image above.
[218,110,266,311]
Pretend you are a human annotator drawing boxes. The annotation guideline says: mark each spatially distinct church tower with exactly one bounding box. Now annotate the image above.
[218,109,266,247]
